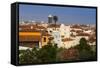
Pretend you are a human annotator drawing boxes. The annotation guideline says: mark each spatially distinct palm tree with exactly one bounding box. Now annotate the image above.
[53,16,58,30]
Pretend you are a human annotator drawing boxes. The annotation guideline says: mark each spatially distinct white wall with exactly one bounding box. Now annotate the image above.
[0,0,99,68]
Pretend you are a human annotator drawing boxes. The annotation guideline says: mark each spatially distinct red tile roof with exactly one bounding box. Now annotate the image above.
[19,24,46,31]
[76,33,90,36]
[47,24,60,28]
[71,25,81,29]
[62,38,73,42]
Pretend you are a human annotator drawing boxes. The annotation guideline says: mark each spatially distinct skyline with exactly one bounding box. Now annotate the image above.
[19,4,96,24]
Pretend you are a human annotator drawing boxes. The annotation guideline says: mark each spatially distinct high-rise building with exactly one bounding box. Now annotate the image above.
[48,14,53,23]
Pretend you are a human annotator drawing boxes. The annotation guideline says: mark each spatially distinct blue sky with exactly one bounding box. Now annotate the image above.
[19,4,96,24]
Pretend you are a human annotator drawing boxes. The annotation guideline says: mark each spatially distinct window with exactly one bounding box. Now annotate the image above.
[43,37,46,42]
[34,41,39,48]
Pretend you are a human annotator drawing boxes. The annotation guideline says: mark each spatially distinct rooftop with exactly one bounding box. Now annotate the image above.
[47,24,61,28]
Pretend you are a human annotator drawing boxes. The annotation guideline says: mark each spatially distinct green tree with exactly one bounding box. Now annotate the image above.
[77,38,95,60]
[19,43,58,64]
[37,43,58,63]
[19,47,39,64]
[19,49,33,64]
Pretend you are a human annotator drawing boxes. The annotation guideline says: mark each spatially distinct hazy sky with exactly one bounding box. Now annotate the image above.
[19,4,96,24]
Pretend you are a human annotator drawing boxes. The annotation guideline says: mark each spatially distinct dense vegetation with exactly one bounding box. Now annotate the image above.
[19,38,96,64]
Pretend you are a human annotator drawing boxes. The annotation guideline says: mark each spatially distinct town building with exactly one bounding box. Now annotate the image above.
[19,21,96,50]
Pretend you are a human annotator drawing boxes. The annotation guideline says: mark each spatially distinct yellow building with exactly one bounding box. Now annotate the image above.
[19,31,42,48]
[41,32,51,47]
[19,24,52,48]
[19,31,52,48]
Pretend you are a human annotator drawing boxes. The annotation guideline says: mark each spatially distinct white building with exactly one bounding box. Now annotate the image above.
[47,24,96,49]
[60,24,71,38]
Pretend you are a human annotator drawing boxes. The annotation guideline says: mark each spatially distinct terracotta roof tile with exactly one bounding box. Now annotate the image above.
[47,24,60,28]
[76,33,90,36]
[62,38,73,42]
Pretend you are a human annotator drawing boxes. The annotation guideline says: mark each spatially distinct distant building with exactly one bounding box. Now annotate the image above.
[60,24,71,38]
[19,24,52,49]
[41,32,52,46]
[19,22,96,50]
[52,31,62,48]
[19,31,42,48]
[48,14,53,24]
